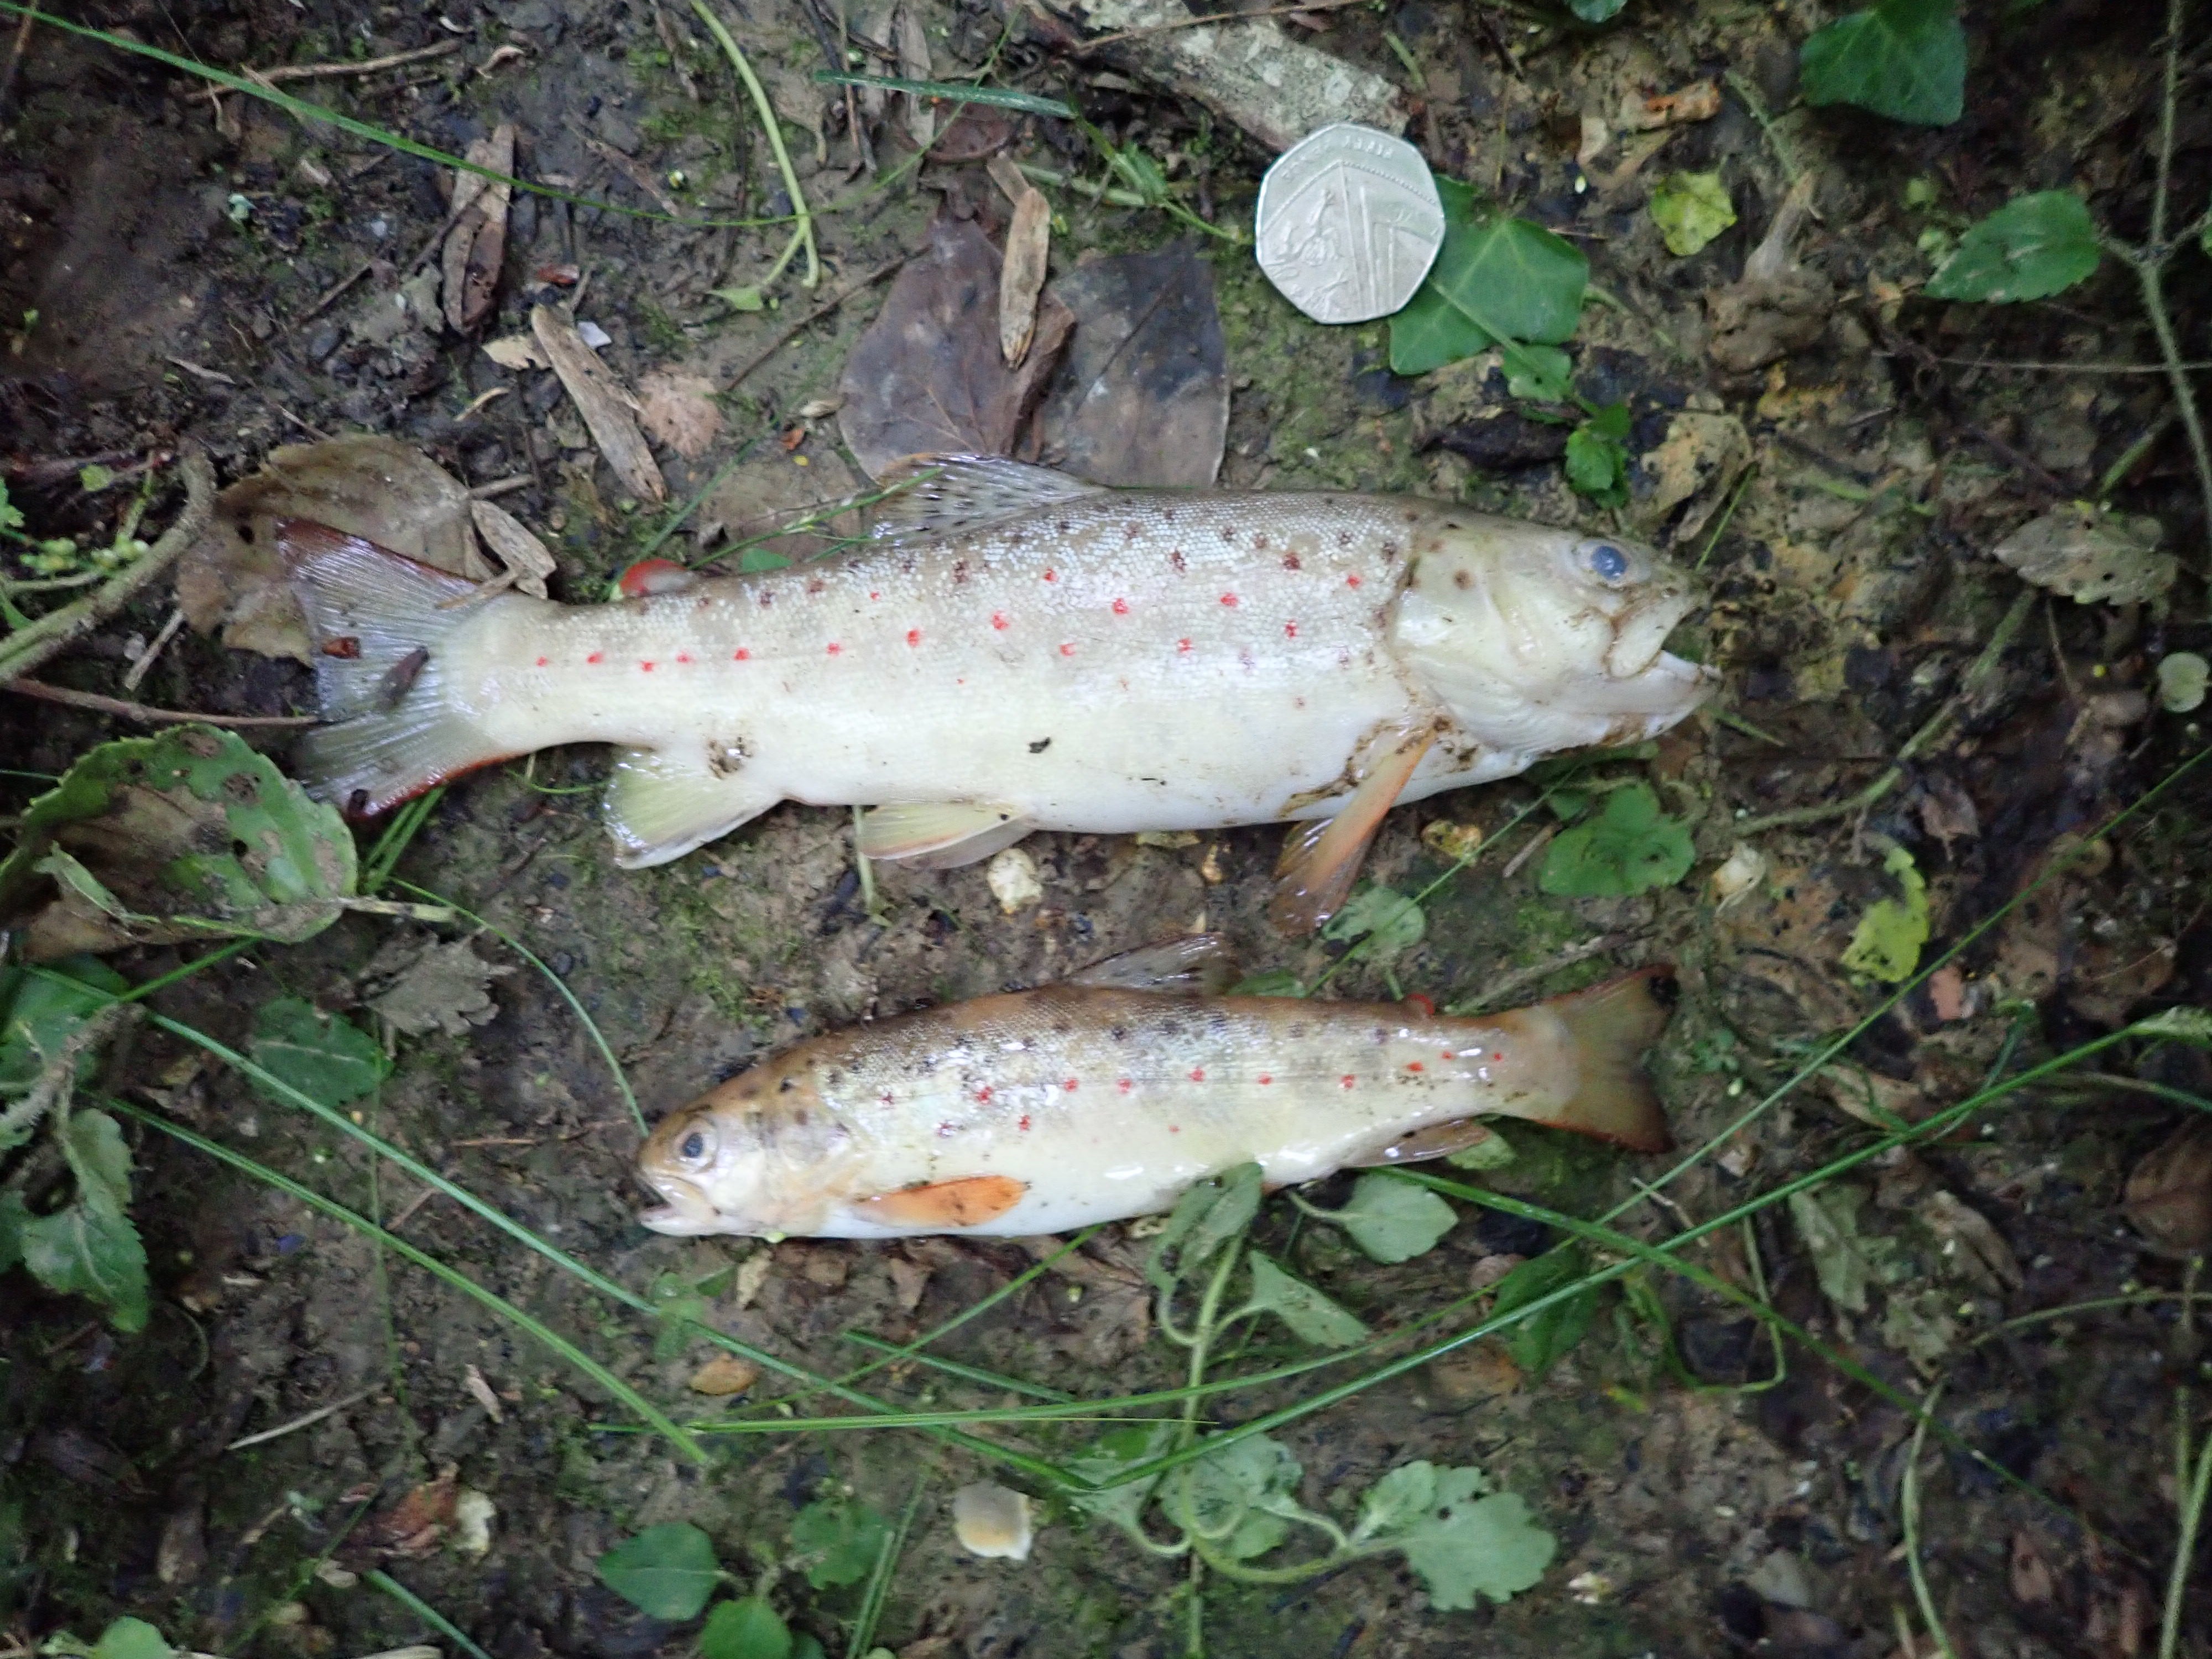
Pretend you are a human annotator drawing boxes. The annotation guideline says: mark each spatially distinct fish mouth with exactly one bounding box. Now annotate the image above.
[1604,583,1699,680]
[638,1173,723,1237]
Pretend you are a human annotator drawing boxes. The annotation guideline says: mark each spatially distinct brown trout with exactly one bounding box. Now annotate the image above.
[636,937,1672,1239]
[281,456,1711,930]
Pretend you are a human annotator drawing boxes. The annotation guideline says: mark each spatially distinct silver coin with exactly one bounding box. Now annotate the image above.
[1254,123,1446,326]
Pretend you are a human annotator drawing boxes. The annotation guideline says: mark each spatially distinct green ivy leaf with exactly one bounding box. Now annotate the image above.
[1491,1246,1597,1379]
[1648,171,1738,257]
[1538,782,1693,898]
[1389,180,1588,375]
[1503,343,1574,403]
[596,1522,723,1620]
[1066,1421,1175,1532]
[1799,0,1964,127]
[1319,1172,1459,1264]
[1146,1162,1261,1295]
[1563,417,1630,504]
[1357,1463,1557,1608]
[790,1494,890,1589]
[0,726,357,957]
[1244,1250,1369,1347]
[1840,843,1928,983]
[699,1598,791,1659]
[1925,191,2100,303]
[91,1619,175,1659]
[0,956,126,1105]
[248,998,390,1109]
[1319,886,1426,964]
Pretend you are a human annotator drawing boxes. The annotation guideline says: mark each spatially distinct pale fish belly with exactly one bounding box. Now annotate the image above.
[788,994,1530,1238]
[451,491,1452,830]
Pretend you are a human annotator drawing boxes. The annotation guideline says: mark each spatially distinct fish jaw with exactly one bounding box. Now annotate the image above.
[638,1171,726,1237]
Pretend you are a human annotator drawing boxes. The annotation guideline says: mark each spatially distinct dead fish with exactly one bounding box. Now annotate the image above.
[635,935,1673,1240]
[279,456,1712,928]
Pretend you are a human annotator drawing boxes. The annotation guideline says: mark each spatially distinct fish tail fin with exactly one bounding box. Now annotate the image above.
[279,519,520,815]
[1522,968,1675,1153]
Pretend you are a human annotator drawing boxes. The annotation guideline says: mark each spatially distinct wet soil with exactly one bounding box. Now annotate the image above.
[4,1,2212,1657]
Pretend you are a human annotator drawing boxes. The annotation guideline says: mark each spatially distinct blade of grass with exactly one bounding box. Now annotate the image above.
[849,1480,925,1657]
[810,71,1075,117]
[841,1332,1076,1402]
[361,786,445,895]
[114,1100,712,1465]
[367,1569,495,1659]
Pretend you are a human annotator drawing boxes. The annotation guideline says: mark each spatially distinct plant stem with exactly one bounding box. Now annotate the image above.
[692,0,819,290]
[1902,1384,1960,1659]
[2134,255,2212,575]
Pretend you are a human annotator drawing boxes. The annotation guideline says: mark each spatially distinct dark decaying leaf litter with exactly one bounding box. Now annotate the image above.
[4,0,2212,1655]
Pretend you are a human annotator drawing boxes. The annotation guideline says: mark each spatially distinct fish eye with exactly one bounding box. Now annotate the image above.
[677,1126,713,1164]
[1584,541,1631,583]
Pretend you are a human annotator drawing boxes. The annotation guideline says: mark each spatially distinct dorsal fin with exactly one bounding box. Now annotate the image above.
[1065,933,1238,995]
[869,454,1110,541]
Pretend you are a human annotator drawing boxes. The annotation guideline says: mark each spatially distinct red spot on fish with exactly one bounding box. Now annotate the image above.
[534,656,548,666]
[1282,553,1302,571]
[974,1087,992,1103]
[641,661,656,672]
[587,651,603,664]
[676,653,692,664]
[869,590,879,600]
[806,577,827,596]
[1059,642,1075,656]
[1407,1062,1425,1073]
[879,1091,894,1105]
[1284,622,1298,639]
[1112,597,1129,615]
[1020,1114,1034,1130]
[1493,1052,1504,1061]
[906,628,922,646]
[735,648,750,661]
[1062,1078,1078,1091]
[1404,994,1435,1018]
[1118,1078,1133,1093]
[1347,575,1363,588]
[827,641,842,656]
[1170,1125,1181,1134]
[937,1120,956,1137]
[1189,1067,1205,1082]
[1219,592,1239,607]
[1043,568,1057,582]
[1340,1075,1356,1089]
[1253,534,1268,550]
[1177,638,1193,653]
[992,613,1009,630]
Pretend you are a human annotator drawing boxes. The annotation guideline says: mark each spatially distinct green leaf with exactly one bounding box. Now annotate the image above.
[1925,191,2099,303]
[648,1270,714,1363]
[1228,968,1307,998]
[1146,1162,1261,1294]
[711,286,767,311]
[1446,1126,1515,1171]
[1568,0,1627,18]
[1066,1421,1175,1532]
[1244,1250,1369,1347]
[1563,419,1630,504]
[0,726,357,957]
[1166,1433,1303,1561]
[790,1494,890,1589]
[0,1188,28,1274]
[77,465,116,495]
[61,1109,133,1208]
[596,1522,723,1620]
[1648,171,1738,257]
[1389,179,1588,375]
[0,956,127,1100]
[91,1619,174,1659]
[1840,843,1928,983]
[1538,782,1694,898]
[1503,344,1573,403]
[248,998,390,1109]
[1787,1185,1876,1313]
[20,1185,148,1333]
[1361,1463,1557,1608]
[1799,0,1964,127]
[791,1638,825,1659]
[1319,885,1426,963]
[699,1598,791,1659]
[1491,1246,1597,1378]
[1319,1172,1458,1264]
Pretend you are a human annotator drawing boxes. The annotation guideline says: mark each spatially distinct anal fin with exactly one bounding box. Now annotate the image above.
[858,801,1032,869]
[852,1175,1026,1230]
[1269,718,1438,936]
[604,746,777,869]
[1065,933,1238,994]
[1354,1118,1504,1167]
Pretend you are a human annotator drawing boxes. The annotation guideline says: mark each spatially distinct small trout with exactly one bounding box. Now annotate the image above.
[281,457,1710,928]
[636,937,1672,1240]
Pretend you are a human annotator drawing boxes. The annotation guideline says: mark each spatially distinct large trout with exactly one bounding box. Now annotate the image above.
[281,456,1711,927]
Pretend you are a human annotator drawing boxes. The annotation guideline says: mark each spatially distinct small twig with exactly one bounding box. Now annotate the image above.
[725,252,905,389]
[650,0,701,101]
[1723,69,1803,190]
[567,119,685,216]
[250,39,462,84]
[225,1387,379,1452]
[1075,0,1367,51]
[6,679,317,728]
[290,258,375,328]
[467,474,532,499]
[0,1,36,116]
[1447,934,1627,1015]
[0,445,214,686]
[1892,354,2210,375]
[121,604,186,693]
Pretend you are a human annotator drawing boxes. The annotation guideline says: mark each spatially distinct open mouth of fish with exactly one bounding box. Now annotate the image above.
[638,1173,722,1236]
[1605,584,1702,682]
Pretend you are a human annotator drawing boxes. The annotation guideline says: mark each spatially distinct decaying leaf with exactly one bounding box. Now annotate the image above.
[2122,1118,2212,1258]
[530,304,667,504]
[635,367,724,460]
[1787,1184,1876,1313]
[366,938,513,1036]
[987,156,1052,368]
[441,123,515,333]
[1707,175,1830,376]
[1991,504,2175,606]
[1640,410,1751,544]
[0,727,357,961]
[176,435,491,662]
[1617,80,1722,131]
[468,499,557,599]
[1032,242,1229,488]
[1921,1190,2023,1292]
[837,216,1074,479]
[360,1467,458,1557]
[483,333,549,372]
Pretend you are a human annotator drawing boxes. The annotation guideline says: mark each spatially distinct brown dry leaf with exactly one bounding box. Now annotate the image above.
[441,123,514,333]
[469,499,557,599]
[1640,410,1751,545]
[987,156,1052,368]
[1992,505,2176,606]
[636,367,723,459]
[530,303,667,503]
[1928,964,1968,1022]
[885,1252,933,1313]
[687,1355,761,1396]
[837,216,1073,479]
[363,1467,458,1556]
[463,1364,504,1422]
[894,6,935,146]
[1921,1190,2023,1292]
[483,332,547,371]
[1032,242,1229,487]
[1917,771,1981,851]
[2122,1118,2212,1258]
[1707,175,1831,377]
[930,105,1014,161]
[2009,1531,2055,1605]
[1818,1066,1928,1129]
[1618,80,1721,131]
[177,436,490,662]
[1428,1339,1522,1404]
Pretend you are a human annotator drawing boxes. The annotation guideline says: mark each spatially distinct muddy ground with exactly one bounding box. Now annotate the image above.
[4,0,2212,1656]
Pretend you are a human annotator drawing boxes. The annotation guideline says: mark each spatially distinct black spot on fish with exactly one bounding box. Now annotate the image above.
[1170,549,1187,573]
[1029,737,1052,754]
[1453,569,1472,589]
[375,647,429,712]
[1288,1022,1310,1039]
[1381,540,1401,559]
[953,560,969,583]
[759,589,775,608]
[779,1076,797,1092]
[1109,1026,1130,1042]
[793,1108,810,1126]
[1056,519,1071,533]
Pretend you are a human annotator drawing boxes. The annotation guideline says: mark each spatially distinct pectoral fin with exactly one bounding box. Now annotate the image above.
[604,746,777,869]
[1354,1118,1503,1167]
[1066,933,1238,994]
[1269,719,1438,935]
[858,801,1033,869]
[851,1175,1027,1229]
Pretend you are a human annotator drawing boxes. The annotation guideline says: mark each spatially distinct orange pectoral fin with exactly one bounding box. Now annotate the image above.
[1269,719,1438,936]
[851,1175,1027,1230]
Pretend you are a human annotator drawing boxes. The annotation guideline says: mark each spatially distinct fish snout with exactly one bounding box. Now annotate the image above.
[1603,572,1701,680]
[638,1172,724,1236]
